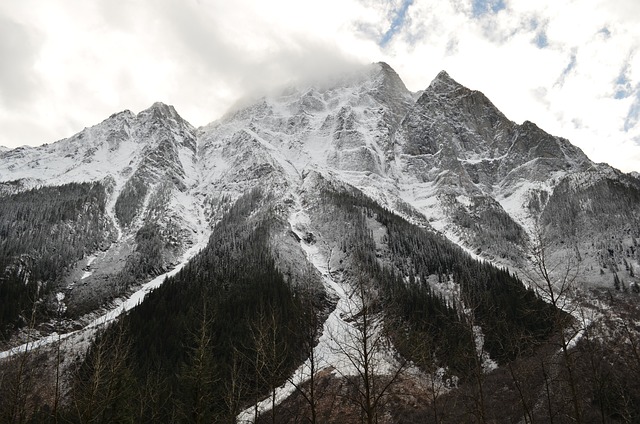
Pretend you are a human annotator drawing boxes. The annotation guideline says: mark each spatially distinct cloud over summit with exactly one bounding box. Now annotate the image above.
[0,0,639,172]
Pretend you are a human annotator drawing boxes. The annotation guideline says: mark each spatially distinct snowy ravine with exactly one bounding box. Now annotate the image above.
[0,202,211,361]
[237,200,400,423]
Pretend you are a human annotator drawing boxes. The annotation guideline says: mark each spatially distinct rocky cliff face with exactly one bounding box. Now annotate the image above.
[0,101,205,322]
[2,61,640,424]
[1,62,639,315]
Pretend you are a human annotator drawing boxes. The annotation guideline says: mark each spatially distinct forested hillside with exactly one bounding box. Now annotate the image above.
[1,62,640,423]
[315,184,556,371]
[60,189,324,423]
[0,183,111,339]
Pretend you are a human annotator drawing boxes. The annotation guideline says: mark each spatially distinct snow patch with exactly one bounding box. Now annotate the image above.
[0,193,211,361]
[472,325,498,373]
[495,178,554,241]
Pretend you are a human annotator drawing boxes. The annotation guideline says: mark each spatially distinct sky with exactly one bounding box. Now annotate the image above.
[1,0,639,172]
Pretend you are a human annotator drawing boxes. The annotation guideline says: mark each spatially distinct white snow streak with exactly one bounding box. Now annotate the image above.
[0,200,210,361]
[237,197,399,423]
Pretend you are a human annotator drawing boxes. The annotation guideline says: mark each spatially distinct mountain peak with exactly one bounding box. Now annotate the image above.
[138,102,191,127]
[520,120,542,132]
[145,101,176,114]
[374,62,407,85]
[435,70,451,80]
[426,70,466,95]
[375,61,395,73]
[108,109,135,120]
[372,61,411,95]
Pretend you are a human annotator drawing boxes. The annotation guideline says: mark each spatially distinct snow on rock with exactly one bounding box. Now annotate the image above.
[495,178,554,240]
[472,325,498,373]
[1,62,632,405]
[85,256,97,267]
[238,194,402,423]
[0,103,196,191]
[78,254,98,280]
[0,194,211,361]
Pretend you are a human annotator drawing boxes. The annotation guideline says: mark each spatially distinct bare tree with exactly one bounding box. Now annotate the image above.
[329,275,405,424]
[286,299,323,424]
[457,307,488,424]
[222,346,247,424]
[1,299,38,424]
[528,225,581,312]
[51,293,67,423]
[527,224,583,424]
[71,316,133,424]
[135,369,171,423]
[249,307,289,424]
[403,337,447,424]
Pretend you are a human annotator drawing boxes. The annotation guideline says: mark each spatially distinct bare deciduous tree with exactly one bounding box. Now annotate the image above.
[329,275,405,424]
[223,346,247,424]
[71,317,133,424]
[1,299,38,424]
[527,225,583,424]
[286,298,323,424]
[249,308,289,424]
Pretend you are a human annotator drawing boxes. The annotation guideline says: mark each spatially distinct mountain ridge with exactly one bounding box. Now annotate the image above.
[2,61,640,423]
[1,62,638,274]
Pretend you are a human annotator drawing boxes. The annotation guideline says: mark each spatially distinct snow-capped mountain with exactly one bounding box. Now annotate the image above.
[1,61,639,325]
[1,60,638,330]
[2,62,640,423]
[0,101,206,321]
[195,62,640,279]
[0,102,194,186]
[195,62,412,197]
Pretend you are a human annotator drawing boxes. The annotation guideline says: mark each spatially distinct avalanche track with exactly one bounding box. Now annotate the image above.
[237,198,399,423]
[0,201,211,361]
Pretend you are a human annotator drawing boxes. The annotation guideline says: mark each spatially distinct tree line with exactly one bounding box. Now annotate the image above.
[55,188,322,423]
[3,181,639,423]
[0,182,111,339]
[321,187,556,367]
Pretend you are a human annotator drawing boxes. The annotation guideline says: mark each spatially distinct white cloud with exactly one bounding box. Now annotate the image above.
[380,0,640,172]
[0,0,639,172]
[0,13,43,108]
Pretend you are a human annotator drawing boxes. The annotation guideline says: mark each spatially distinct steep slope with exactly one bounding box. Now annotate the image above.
[50,169,555,423]
[193,62,640,289]
[1,61,638,340]
[393,71,591,262]
[0,103,190,186]
[394,70,640,289]
[196,62,413,207]
[0,102,205,337]
[2,61,640,423]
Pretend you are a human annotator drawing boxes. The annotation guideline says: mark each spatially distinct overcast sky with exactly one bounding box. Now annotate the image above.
[1,0,639,172]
